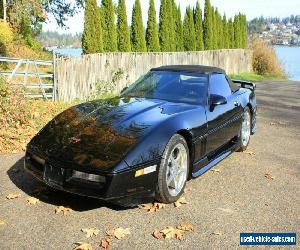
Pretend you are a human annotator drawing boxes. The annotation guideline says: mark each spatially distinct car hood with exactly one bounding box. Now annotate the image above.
[28,97,198,171]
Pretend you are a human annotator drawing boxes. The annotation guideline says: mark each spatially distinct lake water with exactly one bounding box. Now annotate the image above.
[54,48,83,57]
[274,46,300,81]
[54,46,300,81]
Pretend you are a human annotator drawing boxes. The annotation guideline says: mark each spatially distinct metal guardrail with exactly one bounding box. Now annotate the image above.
[0,56,55,100]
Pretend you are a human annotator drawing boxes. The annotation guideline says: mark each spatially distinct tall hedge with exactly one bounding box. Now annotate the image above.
[168,0,176,52]
[203,0,213,50]
[183,6,196,51]
[81,0,247,53]
[240,14,248,48]
[215,10,223,49]
[131,0,146,52]
[159,0,170,51]
[222,14,229,49]
[194,1,204,51]
[117,0,131,51]
[234,14,241,48]
[228,18,234,48]
[146,0,160,52]
[82,0,103,54]
[174,5,183,51]
[101,0,117,52]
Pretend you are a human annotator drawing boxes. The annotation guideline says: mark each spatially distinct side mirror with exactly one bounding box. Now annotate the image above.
[210,94,227,106]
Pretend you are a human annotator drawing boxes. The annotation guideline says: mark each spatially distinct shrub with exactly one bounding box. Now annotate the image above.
[251,38,285,77]
[0,78,73,153]
[0,20,13,56]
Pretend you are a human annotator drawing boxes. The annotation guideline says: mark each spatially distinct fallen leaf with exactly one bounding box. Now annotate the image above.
[211,231,222,236]
[177,223,194,232]
[265,173,274,180]
[100,239,111,250]
[160,226,184,240]
[174,197,188,208]
[6,193,21,200]
[0,219,5,225]
[55,206,72,216]
[152,230,162,239]
[106,229,115,237]
[139,202,165,213]
[26,197,39,205]
[139,203,152,210]
[154,202,166,209]
[81,228,100,238]
[107,227,130,240]
[245,151,255,156]
[184,187,192,193]
[211,169,221,173]
[73,242,93,250]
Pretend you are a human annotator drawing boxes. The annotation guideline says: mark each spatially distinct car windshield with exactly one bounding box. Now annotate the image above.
[121,71,208,104]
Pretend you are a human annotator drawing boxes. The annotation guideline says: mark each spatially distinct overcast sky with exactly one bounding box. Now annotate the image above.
[43,0,300,34]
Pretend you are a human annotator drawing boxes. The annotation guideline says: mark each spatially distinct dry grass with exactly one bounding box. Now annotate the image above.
[0,78,74,154]
[251,38,285,78]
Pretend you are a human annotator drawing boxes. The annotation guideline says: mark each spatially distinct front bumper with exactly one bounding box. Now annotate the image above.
[24,152,159,206]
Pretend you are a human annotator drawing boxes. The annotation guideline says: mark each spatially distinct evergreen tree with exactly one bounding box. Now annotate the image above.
[82,0,103,54]
[211,7,217,49]
[194,1,204,51]
[216,10,223,49]
[131,0,147,52]
[222,14,229,49]
[101,0,117,52]
[174,5,184,51]
[146,0,160,52]
[117,0,131,51]
[233,14,241,48]
[240,14,248,48]
[159,0,170,51]
[203,0,213,50]
[183,6,196,51]
[168,0,176,51]
[228,18,234,48]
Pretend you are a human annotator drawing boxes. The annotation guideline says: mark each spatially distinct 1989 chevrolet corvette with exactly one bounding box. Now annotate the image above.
[25,65,256,206]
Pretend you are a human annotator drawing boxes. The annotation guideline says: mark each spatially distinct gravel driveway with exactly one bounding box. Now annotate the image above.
[0,80,299,249]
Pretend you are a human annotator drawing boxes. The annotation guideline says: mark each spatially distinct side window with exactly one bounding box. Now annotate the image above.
[210,74,232,98]
[226,75,240,92]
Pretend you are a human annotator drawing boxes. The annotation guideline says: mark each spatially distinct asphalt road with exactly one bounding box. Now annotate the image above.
[0,81,299,249]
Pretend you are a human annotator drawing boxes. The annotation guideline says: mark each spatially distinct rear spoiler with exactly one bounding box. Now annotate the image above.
[232,79,256,91]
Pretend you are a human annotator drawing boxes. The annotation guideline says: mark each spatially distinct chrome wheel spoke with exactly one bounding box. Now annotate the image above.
[241,111,251,146]
[165,143,188,197]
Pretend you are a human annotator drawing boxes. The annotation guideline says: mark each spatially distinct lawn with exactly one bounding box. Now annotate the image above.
[229,72,286,82]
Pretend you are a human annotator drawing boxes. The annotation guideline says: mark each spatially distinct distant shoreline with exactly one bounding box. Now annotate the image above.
[273,44,300,47]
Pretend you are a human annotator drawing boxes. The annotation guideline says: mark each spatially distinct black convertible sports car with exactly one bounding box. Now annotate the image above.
[25,65,256,206]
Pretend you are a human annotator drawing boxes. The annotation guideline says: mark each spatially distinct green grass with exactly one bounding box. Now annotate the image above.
[229,72,286,82]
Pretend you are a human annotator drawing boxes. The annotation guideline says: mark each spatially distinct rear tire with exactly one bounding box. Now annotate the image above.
[155,134,189,204]
[237,107,251,152]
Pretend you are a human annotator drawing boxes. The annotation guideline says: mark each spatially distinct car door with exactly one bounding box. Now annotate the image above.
[205,73,243,156]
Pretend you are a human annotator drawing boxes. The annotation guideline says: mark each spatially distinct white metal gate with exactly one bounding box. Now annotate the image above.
[0,57,56,100]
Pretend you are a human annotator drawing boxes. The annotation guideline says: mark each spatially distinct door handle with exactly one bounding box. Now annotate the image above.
[234,101,239,107]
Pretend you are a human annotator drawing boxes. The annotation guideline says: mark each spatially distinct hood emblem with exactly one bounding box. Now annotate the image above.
[70,136,81,144]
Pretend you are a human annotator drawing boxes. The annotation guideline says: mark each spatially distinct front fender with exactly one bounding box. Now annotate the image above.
[115,106,207,171]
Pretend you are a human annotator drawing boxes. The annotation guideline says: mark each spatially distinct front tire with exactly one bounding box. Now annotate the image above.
[155,134,189,203]
[237,107,251,152]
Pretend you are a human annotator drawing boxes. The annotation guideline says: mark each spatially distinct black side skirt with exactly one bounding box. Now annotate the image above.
[192,141,238,178]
